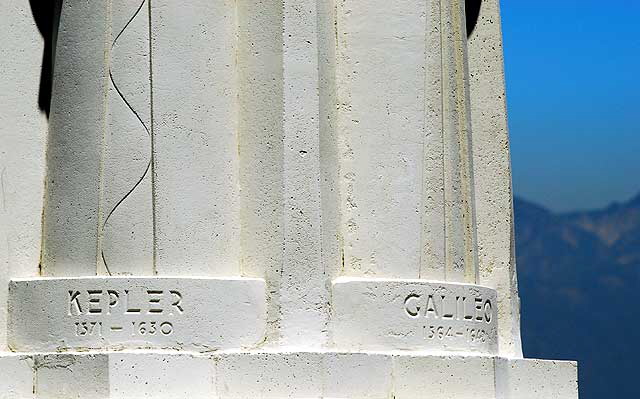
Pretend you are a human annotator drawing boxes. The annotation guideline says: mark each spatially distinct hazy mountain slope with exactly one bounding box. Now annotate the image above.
[514,195,640,399]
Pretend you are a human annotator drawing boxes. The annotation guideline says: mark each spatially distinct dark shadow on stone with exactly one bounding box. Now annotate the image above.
[466,0,482,38]
[29,0,61,117]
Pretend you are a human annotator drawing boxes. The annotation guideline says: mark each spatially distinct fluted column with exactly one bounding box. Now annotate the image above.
[41,0,109,276]
[0,2,580,397]
[238,0,341,349]
[41,0,240,277]
[100,0,154,276]
[0,0,50,351]
[151,0,239,276]
[330,0,496,354]
[440,0,479,283]
[13,0,264,353]
[335,0,478,283]
[468,0,523,357]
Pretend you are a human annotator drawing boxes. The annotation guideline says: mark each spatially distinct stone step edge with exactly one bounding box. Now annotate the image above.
[0,349,579,363]
[0,351,578,399]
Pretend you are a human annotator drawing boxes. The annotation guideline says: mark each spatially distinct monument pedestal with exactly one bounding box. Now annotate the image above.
[0,276,577,398]
[0,0,578,397]
[0,350,577,398]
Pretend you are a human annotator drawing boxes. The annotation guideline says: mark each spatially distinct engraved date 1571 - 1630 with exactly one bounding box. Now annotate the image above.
[67,288,184,338]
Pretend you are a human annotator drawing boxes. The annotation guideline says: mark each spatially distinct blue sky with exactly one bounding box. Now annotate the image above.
[501,0,640,212]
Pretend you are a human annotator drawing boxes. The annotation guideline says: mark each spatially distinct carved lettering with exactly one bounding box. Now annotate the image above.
[160,322,174,335]
[404,293,492,325]
[147,290,164,314]
[170,291,184,314]
[65,288,185,316]
[484,300,493,323]
[475,297,484,322]
[463,297,474,320]
[425,295,439,318]
[87,290,102,314]
[404,294,421,317]
[124,290,142,314]
[442,295,455,319]
[68,290,82,316]
[107,290,119,315]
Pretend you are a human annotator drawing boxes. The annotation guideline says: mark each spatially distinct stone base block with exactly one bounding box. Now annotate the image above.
[332,277,499,354]
[8,277,266,352]
[0,354,34,397]
[495,358,579,399]
[0,351,577,398]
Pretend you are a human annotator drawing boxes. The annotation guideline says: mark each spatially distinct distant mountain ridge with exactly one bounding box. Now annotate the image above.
[563,194,640,264]
[515,194,640,399]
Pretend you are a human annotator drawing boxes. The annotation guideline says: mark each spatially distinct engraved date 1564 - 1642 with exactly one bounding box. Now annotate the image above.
[404,292,494,345]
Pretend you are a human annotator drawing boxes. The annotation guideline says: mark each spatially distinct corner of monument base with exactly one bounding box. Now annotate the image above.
[0,351,577,398]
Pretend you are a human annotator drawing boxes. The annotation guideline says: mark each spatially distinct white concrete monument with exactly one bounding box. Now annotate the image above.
[0,0,578,397]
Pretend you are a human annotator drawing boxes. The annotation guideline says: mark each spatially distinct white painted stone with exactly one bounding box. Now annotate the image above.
[41,0,110,276]
[42,0,146,276]
[468,0,524,358]
[495,358,579,399]
[100,0,154,276]
[393,355,497,399]
[109,352,216,399]
[323,353,393,398]
[438,0,480,284]
[215,351,393,398]
[334,0,478,283]
[236,0,286,347]
[213,353,574,398]
[1,352,218,399]
[236,0,343,349]
[38,0,160,277]
[8,277,266,352]
[335,0,429,279]
[332,277,498,353]
[41,0,242,277]
[0,351,578,398]
[216,352,324,398]
[34,354,110,399]
[0,0,579,397]
[0,0,48,350]
[278,0,335,350]
[0,354,34,398]
[150,0,240,276]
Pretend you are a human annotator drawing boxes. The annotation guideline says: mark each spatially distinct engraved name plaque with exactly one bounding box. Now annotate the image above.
[332,278,498,354]
[8,277,266,352]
